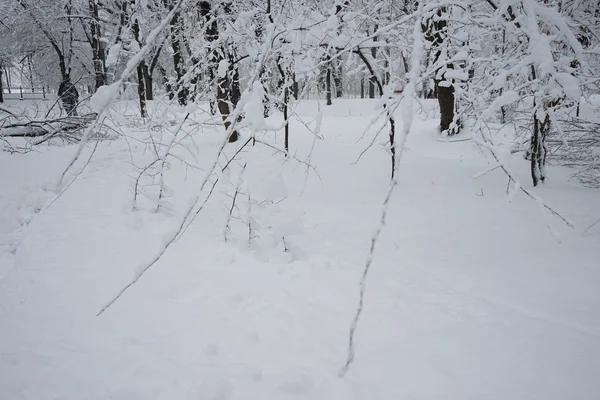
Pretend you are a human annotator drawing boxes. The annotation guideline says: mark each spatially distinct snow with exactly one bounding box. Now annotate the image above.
[241,81,269,131]
[218,60,230,79]
[106,43,122,67]
[90,84,120,113]
[1,99,600,399]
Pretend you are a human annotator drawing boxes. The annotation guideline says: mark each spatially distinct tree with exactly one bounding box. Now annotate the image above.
[423,7,459,135]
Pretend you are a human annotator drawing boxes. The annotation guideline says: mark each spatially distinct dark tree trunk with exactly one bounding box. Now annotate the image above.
[230,61,241,108]
[530,113,548,187]
[435,79,454,132]
[145,38,165,101]
[201,0,220,116]
[132,18,147,117]
[255,4,271,116]
[0,66,3,103]
[424,7,459,135]
[368,76,376,99]
[136,63,147,117]
[261,67,272,117]
[360,76,365,99]
[200,0,238,142]
[208,67,216,115]
[530,97,556,186]
[166,1,187,106]
[292,73,299,100]
[326,64,332,105]
[334,59,343,98]
[284,72,289,155]
[384,45,391,86]
[368,35,377,99]
[143,64,153,100]
[4,66,11,93]
[217,77,239,143]
[89,0,104,91]
[260,69,270,117]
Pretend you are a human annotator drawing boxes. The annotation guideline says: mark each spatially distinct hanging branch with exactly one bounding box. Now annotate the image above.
[339,1,425,377]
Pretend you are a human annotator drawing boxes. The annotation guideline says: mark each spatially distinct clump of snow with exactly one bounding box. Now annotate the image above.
[554,73,581,101]
[106,43,122,67]
[242,81,268,131]
[90,84,120,113]
[217,60,230,78]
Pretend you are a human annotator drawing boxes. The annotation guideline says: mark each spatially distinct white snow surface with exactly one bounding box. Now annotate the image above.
[1,99,599,399]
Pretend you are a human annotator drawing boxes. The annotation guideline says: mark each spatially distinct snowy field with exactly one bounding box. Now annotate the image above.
[1,98,599,399]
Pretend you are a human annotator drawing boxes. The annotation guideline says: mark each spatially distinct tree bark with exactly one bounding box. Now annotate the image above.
[165,0,187,106]
[132,16,147,117]
[530,112,547,186]
[89,0,104,91]
[216,77,239,143]
[201,0,238,142]
[424,7,459,134]
[292,73,299,100]
[334,59,343,98]
[143,64,153,100]
[435,79,454,132]
[326,61,332,105]
[284,72,289,154]
[368,27,377,99]
[360,76,365,99]
[0,66,3,103]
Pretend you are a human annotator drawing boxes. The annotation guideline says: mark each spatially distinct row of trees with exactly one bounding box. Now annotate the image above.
[1,0,599,185]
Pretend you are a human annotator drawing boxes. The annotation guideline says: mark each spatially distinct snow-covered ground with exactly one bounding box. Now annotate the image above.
[1,98,599,399]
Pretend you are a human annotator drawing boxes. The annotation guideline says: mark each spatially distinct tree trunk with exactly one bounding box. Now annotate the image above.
[292,73,299,100]
[136,63,147,117]
[132,17,147,117]
[5,66,11,93]
[384,44,391,86]
[168,4,187,106]
[200,0,220,116]
[208,68,216,115]
[436,79,454,133]
[0,66,3,103]
[334,59,343,98]
[360,76,365,99]
[201,1,238,142]
[424,8,458,134]
[326,61,332,105]
[143,64,153,100]
[217,76,239,143]
[369,36,377,99]
[259,69,270,117]
[230,60,241,109]
[284,72,289,155]
[89,0,104,91]
[530,112,548,187]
